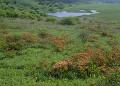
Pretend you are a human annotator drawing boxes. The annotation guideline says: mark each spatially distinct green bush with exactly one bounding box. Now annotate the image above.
[48,7,57,12]
[40,12,48,17]
[60,17,79,25]
[0,10,7,17]
[38,31,52,38]
[46,17,56,23]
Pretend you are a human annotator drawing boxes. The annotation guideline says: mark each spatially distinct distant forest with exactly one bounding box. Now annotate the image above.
[35,0,120,3]
[1,0,120,4]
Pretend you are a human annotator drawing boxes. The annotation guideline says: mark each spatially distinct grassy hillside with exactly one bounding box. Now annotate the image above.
[0,2,120,86]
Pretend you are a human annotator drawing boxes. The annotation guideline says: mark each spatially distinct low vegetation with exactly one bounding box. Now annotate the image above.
[0,0,120,86]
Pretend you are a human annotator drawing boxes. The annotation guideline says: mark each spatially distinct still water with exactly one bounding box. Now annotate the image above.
[47,10,99,17]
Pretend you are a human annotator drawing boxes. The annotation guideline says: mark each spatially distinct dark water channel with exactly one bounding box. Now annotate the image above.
[47,10,99,17]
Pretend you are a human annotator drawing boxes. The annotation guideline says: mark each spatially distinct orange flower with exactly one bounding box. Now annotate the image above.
[44,63,48,67]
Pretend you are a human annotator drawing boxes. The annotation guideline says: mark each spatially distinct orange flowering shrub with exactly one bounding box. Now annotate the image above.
[1,34,23,51]
[89,82,96,86]
[0,34,22,58]
[86,35,99,42]
[0,30,8,34]
[108,33,113,37]
[46,35,70,51]
[22,33,39,43]
[49,46,120,78]
[90,35,99,39]
[0,32,40,58]
[87,38,96,42]
[101,31,113,37]
[49,53,92,78]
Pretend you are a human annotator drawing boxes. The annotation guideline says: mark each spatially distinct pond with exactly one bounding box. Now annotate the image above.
[47,10,99,17]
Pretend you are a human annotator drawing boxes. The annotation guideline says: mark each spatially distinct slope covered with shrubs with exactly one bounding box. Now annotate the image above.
[0,15,120,85]
[0,1,120,86]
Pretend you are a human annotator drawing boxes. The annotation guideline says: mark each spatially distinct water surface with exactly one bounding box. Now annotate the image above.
[47,10,99,17]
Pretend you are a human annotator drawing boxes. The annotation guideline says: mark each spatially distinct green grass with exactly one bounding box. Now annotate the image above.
[0,4,120,86]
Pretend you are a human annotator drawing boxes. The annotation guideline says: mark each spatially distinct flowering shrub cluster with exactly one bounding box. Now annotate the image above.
[90,35,99,39]
[89,82,96,86]
[46,35,70,51]
[0,30,8,34]
[87,38,96,42]
[101,31,113,37]
[49,46,120,78]
[49,53,91,78]
[0,32,41,58]
[22,33,39,44]
[0,33,22,58]
[1,34,22,51]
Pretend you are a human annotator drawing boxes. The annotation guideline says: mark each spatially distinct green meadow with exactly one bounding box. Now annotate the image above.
[0,3,120,86]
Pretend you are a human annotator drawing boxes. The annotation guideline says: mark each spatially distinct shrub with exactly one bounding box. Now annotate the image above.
[49,53,94,78]
[60,17,79,25]
[1,34,23,52]
[87,38,96,42]
[0,30,8,34]
[6,10,19,18]
[30,58,50,81]
[46,17,56,23]
[79,32,88,43]
[22,33,39,44]
[48,7,57,12]
[49,46,120,79]
[40,12,48,17]
[101,31,108,36]
[46,35,69,51]
[0,10,7,17]
[0,34,23,58]
[38,31,52,38]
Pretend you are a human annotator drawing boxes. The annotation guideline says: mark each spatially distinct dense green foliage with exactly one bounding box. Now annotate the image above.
[0,0,67,19]
[60,17,79,25]
[46,17,57,22]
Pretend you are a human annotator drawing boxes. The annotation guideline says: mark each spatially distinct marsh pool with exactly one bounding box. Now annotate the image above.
[47,10,99,17]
